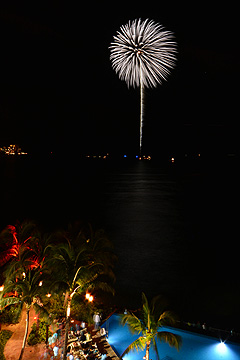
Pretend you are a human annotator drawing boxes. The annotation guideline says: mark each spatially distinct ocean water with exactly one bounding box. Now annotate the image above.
[0,155,239,328]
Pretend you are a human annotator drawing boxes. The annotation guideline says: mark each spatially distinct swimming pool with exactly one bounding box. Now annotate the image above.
[102,314,240,360]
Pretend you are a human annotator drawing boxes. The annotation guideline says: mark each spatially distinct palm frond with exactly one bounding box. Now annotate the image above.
[121,336,146,358]
[47,279,70,295]
[141,292,151,330]
[0,296,21,309]
[157,310,178,327]
[157,331,182,350]
[85,280,115,295]
[0,249,15,267]
[121,313,143,334]
[0,277,16,296]
[150,294,168,319]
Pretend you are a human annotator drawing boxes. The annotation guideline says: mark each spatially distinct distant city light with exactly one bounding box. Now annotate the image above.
[85,153,109,159]
[0,144,27,155]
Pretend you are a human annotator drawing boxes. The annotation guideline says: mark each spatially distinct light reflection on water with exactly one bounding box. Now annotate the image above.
[100,162,186,307]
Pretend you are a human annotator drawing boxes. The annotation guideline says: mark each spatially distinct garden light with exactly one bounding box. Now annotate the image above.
[85,293,93,302]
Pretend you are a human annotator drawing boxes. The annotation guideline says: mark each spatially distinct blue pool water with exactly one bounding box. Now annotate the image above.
[102,314,240,360]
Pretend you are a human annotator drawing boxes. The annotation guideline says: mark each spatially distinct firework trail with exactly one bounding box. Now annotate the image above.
[110,18,177,154]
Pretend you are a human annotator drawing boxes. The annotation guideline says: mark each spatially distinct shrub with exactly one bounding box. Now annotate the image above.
[0,305,21,325]
[27,321,52,346]
[0,330,12,360]
[27,331,39,346]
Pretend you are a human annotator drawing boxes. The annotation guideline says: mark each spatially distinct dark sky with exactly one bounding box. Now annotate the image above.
[0,2,239,156]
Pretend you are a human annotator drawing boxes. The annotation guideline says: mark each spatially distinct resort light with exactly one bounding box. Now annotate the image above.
[39,281,43,286]
[0,285,4,292]
[46,293,51,298]
[216,341,227,354]
[85,293,93,302]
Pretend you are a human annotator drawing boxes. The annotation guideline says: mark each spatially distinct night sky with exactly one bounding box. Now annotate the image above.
[0,2,239,157]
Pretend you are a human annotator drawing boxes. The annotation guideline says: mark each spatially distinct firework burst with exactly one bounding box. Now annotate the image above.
[110,18,177,153]
[110,18,177,88]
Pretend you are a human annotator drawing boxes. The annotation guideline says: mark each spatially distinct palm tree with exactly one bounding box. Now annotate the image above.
[121,293,182,360]
[0,222,51,360]
[45,224,116,360]
[0,221,45,271]
[0,267,48,360]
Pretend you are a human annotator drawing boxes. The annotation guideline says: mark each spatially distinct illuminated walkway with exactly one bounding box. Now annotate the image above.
[2,306,45,360]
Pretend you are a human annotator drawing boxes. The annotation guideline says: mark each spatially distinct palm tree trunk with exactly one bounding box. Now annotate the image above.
[63,291,69,308]
[45,324,49,344]
[145,341,150,360]
[63,297,71,360]
[18,306,30,360]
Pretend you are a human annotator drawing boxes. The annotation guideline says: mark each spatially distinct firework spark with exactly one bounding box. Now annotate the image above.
[110,18,177,153]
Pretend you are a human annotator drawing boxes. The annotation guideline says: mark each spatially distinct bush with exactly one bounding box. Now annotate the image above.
[27,321,52,346]
[0,305,21,325]
[0,330,12,360]
[27,331,39,346]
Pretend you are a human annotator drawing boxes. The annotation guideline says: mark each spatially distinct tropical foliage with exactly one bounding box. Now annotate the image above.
[121,293,182,360]
[0,221,40,268]
[0,330,12,360]
[27,320,52,346]
[44,224,116,360]
[0,266,49,360]
[0,303,21,324]
[0,221,116,360]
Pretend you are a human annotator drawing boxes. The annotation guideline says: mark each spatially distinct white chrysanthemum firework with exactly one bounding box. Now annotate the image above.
[109,18,177,88]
